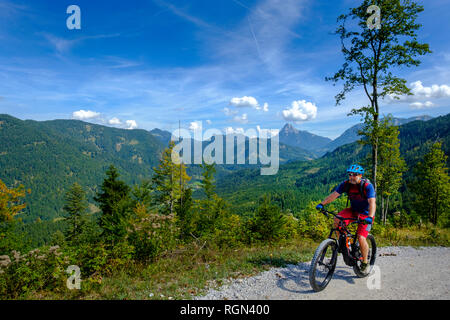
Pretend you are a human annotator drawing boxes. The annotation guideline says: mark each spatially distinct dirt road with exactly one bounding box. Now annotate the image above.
[196,246,450,300]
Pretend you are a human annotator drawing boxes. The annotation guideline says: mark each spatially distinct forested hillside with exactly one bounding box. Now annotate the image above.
[0,114,314,222]
[216,113,450,218]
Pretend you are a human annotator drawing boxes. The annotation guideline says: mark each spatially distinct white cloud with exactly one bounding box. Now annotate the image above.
[281,100,317,122]
[223,107,238,116]
[410,81,450,99]
[410,101,435,109]
[233,113,248,124]
[225,126,245,135]
[230,96,259,108]
[125,120,138,130]
[108,117,122,125]
[229,96,268,111]
[387,81,450,103]
[72,110,100,120]
[257,125,278,137]
[189,121,201,131]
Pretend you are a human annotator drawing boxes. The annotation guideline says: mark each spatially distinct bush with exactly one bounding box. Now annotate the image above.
[127,203,179,262]
[280,214,299,239]
[208,214,245,248]
[298,209,333,241]
[247,194,287,242]
[0,246,68,298]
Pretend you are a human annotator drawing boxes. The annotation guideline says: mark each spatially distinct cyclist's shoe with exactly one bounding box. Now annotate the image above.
[360,261,369,272]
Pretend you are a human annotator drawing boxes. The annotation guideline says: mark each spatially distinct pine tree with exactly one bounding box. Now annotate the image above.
[410,142,450,225]
[376,116,406,224]
[175,186,194,239]
[250,194,286,242]
[152,141,191,215]
[193,162,231,237]
[63,182,88,244]
[94,165,131,243]
[199,163,216,200]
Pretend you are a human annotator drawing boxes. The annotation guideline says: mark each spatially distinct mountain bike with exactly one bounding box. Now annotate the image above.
[308,208,377,292]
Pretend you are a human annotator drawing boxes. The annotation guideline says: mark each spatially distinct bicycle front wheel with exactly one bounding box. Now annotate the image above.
[309,238,338,292]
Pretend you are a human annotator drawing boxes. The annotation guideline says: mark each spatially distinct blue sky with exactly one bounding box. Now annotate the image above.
[0,0,449,139]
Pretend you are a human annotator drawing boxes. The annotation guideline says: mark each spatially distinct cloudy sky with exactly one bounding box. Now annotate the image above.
[0,0,449,139]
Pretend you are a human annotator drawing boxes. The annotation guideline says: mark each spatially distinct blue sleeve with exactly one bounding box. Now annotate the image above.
[335,181,346,194]
[365,183,376,198]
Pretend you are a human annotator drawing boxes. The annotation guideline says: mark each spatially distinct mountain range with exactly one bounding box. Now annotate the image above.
[278,115,434,157]
[215,113,449,217]
[0,113,442,222]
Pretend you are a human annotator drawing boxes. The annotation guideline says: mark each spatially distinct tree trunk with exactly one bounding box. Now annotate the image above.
[385,197,390,225]
[372,116,378,194]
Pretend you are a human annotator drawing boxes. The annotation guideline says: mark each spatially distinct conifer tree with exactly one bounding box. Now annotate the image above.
[63,182,88,244]
[410,142,450,225]
[152,141,190,215]
[94,165,131,243]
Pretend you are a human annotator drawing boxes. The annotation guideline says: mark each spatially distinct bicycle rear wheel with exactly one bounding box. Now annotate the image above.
[309,239,338,292]
[353,234,377,278]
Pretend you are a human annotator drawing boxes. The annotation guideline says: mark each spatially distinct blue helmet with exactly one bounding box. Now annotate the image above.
[346,164,364,174]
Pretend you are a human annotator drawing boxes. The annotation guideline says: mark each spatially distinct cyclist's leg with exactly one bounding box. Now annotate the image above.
[356,217,371,263]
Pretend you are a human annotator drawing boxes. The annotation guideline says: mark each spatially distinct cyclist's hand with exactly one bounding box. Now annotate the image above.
[363,216,373,224]
[316,203,324,211]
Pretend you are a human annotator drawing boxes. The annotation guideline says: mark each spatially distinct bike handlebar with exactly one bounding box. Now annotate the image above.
[319,208,368,225]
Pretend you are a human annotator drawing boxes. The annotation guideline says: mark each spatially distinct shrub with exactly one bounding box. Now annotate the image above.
[247,194,287,242]
[0,246,68,298]
[127,203,179,262]
[298,209,333,241]
[208,214,245,248]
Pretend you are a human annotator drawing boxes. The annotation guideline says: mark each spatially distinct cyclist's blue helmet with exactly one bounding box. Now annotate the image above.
[346,164,364,174]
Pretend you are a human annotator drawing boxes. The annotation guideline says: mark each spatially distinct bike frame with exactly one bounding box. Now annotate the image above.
[322,209,366,267]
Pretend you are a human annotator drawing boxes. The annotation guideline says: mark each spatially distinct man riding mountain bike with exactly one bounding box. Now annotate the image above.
[316,164,376,272]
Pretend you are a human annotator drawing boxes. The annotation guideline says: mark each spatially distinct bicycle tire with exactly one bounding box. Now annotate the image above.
[309,238,338,292]
[353,234,377,278]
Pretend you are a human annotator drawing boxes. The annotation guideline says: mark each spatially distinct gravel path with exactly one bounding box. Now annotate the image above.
[195,246,450,300]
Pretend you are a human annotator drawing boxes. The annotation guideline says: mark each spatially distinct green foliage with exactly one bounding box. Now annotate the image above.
[410,142,450,225]
[94,165,132,243]
[0,220,32,256]
[0,114,165,223]
[0,178,28,223]
[298,201,334,240]
[63,182,89,245]
[327,0,431,194]
[127,203,179,262]
[0,246,68,298]
[151,141,191,216]
[247,194,288,242]
[175,187,195,239]
[209,214,245,248]
[64,241,134,279]
[361,115,407,223]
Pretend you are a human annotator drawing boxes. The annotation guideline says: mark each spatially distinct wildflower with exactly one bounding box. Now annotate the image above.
[12,250,26,262]
[0,255,11,267]
[49,245,60,253]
